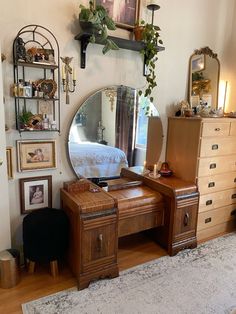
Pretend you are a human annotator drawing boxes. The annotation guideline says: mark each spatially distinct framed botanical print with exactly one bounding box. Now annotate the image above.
[17,139,56,172]
[19,175,52,214]
[94,0,140,30]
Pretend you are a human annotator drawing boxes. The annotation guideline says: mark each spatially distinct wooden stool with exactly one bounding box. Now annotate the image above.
[27,260,59,277]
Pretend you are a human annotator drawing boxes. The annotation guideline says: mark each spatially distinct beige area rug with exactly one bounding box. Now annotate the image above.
[22,233,236,314]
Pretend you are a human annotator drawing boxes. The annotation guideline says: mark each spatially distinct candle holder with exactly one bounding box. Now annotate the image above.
[147,1,160,25]
[60,56,76,105]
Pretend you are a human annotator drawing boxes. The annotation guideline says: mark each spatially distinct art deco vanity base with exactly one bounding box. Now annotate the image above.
[61,167,199,290]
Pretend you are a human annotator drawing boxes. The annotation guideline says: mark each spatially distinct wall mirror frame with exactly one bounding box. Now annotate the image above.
[188,46,220,109]
[67,85,163,181]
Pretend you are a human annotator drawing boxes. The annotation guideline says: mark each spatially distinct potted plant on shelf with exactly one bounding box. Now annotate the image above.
[79,1,119,54]
[18,106,33,129]
[138,21,163,104]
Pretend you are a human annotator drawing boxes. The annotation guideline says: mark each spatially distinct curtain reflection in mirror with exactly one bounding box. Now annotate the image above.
[116,86,136,166]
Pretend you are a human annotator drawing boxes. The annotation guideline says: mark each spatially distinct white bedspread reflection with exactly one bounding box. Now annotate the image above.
[69,141,128,178]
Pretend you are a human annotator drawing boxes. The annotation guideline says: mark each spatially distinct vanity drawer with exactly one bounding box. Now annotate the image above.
[199,188,236,212]
[81,213,117,273]
[173,202,198,242]
[197,204,236,231]
[199,137,236,157]
[197,172,236,194]
[197,155,236,177]
[230,122,236,136]
[201,122,230,137]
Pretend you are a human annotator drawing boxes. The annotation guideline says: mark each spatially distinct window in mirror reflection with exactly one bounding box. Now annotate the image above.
[136,96,158,149]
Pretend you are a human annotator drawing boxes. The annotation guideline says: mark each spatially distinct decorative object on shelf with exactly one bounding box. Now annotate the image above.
[15,37,27,62]
[158,162,173,177]
[133,21,144,41]
[13,24,60,133]
[60,56,76,105]
[79,1,119,54]
[18,106,34,130]
[138,20,163,103]
[94,0,140,30]
[147,1,160,25]
[36,79,57,99]
[17,139,56,172]
[19,175,52,214]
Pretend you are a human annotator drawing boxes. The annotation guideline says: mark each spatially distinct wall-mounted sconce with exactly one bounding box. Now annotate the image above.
[60,56,76,104]
[147,0,160,25]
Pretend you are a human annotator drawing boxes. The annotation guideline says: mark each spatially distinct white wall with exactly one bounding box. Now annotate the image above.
[0,0,236,249]
[0,45,11,251]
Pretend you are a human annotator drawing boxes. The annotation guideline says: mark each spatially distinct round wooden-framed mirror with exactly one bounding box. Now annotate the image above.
[67,85,163,180]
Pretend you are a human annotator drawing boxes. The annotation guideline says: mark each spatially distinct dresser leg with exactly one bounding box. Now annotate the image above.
[28,261,35,274]
[50,260,58,277]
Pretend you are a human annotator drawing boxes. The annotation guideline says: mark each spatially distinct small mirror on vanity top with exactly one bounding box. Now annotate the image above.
[188,46,220,110]
[67,85,163,182]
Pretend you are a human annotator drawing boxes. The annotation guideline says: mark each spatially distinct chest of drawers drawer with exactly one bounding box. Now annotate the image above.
[197,172,236,194]
[201,122,230,137]
[199,188,236,212]
[198,155,236,177]
[197,204,236,231]
[200,137,236,157]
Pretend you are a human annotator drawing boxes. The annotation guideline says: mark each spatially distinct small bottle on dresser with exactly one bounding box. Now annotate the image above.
[42,114,49,130]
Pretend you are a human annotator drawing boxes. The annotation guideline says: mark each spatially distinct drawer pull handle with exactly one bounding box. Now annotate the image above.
[231,209,236,216]
[209,163,216,169]
[206,200,212,206]
[183,212,190,226]
[214,128,220,131]
[208,182,215,188]
[234,178,236,183]
[205,217,212,224]
[212,144,218,150]
[97,234,103,252]
[232,194,236,199]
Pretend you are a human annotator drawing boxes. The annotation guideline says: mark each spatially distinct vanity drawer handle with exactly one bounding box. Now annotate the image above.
[183,212,190,226]
[205,217,212,224]
[214,128,221,131]
[208,182,215,188]
[97,234,103,252]
[212,144,218,150]
[232,194,236,199]
[209,163,216,169]
[206,200,212,206]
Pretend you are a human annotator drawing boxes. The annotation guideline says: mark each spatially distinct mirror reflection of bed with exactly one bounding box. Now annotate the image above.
[68,85,163,180]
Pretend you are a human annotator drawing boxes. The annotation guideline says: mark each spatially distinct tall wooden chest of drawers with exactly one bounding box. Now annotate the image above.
[166,117,236,241]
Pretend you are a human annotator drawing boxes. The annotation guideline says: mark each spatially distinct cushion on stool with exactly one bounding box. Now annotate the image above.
[23,208,69,263]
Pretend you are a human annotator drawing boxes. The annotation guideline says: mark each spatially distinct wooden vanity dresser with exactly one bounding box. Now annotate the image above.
[61,167,199,290]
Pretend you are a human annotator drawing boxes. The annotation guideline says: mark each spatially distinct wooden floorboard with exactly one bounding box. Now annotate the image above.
[0,233,166,314]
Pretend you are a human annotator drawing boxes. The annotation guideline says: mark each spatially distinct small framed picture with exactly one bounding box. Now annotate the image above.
[191,54,205,73]
[6,146,13,179]
[17,139,56,172]
[19,175,52,214]
[94,0,140,30]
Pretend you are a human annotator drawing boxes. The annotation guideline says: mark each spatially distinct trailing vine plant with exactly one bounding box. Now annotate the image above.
[138,20,163,107]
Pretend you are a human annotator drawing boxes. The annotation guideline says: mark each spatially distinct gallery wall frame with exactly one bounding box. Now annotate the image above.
[17,139,56,172]
[19,175,52,214]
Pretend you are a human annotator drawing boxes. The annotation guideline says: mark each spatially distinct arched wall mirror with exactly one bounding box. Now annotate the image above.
[68,85,163,180]
[188,47,220,109]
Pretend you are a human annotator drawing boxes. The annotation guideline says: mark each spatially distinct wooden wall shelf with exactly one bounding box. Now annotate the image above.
[74,32,165,74]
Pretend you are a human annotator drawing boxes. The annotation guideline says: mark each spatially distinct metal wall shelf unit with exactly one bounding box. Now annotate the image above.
[13,24,60,133]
